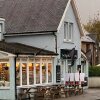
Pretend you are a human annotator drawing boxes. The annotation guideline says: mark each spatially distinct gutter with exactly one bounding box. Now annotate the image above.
[4,31,57,37]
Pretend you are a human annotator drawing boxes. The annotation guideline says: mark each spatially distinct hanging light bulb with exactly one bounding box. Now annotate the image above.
[28,63,32,67]
[36,63,39,67]
[16,63,19,67]
[42,63,44,66]
[7,63,10,67]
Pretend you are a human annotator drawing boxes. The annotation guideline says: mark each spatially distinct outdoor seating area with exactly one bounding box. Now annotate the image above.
[65,73,85,96]
[17,72,85,100]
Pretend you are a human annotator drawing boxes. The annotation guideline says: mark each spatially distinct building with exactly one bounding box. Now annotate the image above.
[81,35,96,66]
[0,0,87,99]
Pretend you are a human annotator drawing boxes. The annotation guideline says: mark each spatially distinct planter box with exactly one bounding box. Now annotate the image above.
[89,77,100,88]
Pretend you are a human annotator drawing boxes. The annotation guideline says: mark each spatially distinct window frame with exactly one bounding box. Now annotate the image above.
[0,23,2,33]
[0,60,10,88]
[64,22,73,42]
[16,57,53,87]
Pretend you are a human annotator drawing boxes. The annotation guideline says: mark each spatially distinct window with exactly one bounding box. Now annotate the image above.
[29,63,34,85]
[36,63,40,84]
[67,60,72,73]
[16,57,53,86]
[0,59,10,87]
[48,63,52,82]
[86,44,90,52]
[0,24,1,33]
[64,22,73,42]
[22,63,27,85]
[42,63,46,83]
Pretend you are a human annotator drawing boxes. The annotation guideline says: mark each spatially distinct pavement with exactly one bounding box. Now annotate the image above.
[55,88,100,100]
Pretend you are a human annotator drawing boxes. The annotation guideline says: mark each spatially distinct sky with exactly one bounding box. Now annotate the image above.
[75,0,100,24]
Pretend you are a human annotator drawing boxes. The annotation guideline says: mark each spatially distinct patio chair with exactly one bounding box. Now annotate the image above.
[34,86,45,100]
[65,73,70,97]
[79,73,85,94]
[74,73,80,95]
[69,73,75,96]
[44,86,54,100]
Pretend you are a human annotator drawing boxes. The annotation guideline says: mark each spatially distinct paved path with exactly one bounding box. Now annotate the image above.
[55,88,100,100]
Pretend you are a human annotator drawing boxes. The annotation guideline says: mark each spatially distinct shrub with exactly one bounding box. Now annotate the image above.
[89,66,100,77]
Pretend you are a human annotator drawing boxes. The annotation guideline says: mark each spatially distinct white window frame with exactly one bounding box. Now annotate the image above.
[0,24,2,33]
[17,57,53,87]
[64,22,73,42]
[0,60,10,88]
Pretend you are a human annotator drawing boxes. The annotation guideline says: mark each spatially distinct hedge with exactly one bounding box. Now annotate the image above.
[89,66,100,77]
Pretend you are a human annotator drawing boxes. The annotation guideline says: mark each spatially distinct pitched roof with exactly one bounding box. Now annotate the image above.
[0,41,57,55]
[0,0,69,34]
[81,35,95,43]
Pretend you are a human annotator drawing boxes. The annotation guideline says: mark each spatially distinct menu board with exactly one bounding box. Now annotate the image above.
[56,65,61,82]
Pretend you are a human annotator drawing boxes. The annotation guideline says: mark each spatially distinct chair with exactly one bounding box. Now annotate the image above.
[59,85,67,98]
[44,86,54,100]
[65,73,70,87]
[74,73,80,95]
[69,73,75,96]
[65,73,70,97]
[34,86,45,100]
[50,85,60,99]
[79,73,85,94]
[17,88,31,100]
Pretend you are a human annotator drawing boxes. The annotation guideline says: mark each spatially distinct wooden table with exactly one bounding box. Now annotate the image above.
[17,86,37,100]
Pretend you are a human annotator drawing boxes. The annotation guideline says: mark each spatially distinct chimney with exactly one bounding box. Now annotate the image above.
[0,18,5,41]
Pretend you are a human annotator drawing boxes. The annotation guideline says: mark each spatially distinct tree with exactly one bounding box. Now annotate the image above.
[83,16,100,64]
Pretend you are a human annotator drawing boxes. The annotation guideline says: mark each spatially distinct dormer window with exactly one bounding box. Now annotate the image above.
[64,22,73,42]
[0,18,5,41]
[0,24,2,33]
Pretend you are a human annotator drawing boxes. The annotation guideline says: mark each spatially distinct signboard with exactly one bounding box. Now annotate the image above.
[60,49,77,59]
[56,65,61,82]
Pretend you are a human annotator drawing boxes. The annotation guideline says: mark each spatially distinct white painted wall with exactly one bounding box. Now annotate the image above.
[5,34,56,52]
[0,57,16,100]
[57,3,81,65]
[56,3,81,83]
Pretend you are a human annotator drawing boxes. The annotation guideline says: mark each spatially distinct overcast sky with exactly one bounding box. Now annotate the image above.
[75,0,100,24]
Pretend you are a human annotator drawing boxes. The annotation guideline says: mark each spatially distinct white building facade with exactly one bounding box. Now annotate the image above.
[0,0,88,99]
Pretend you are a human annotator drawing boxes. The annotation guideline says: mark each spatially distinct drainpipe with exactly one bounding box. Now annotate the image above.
[53,32,57,53]
[15,54,18,100]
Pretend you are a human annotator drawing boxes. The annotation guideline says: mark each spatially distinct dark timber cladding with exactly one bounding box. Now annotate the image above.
[0,0,69,34]
[0,41,57,55]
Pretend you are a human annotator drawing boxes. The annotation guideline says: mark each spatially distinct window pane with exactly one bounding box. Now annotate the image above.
[42,63,46,83]
[36,63,40,84]
[47,58,52,62]
[68,60,72,73]
[0,63,10,87]
[35,58,40,62]
[0,24,1,32]
[29,58,34,62]
[69,23,73,41]
[16,62,20,86]
[48,63,52,82]
[42,58,47,62]
[29,63,34,85]
[64,22,68,40]
[21,58,27,62]
[22,63,27,85]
